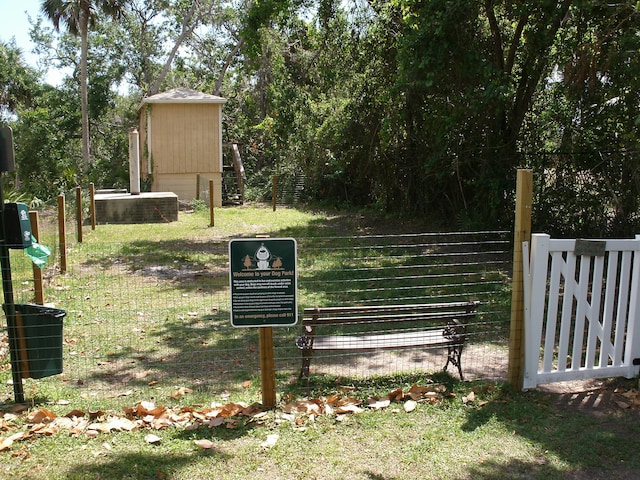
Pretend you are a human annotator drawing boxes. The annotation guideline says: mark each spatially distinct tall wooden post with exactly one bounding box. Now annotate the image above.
[89,183,96,230]
[508,169,533,389]
[76,186,83,243]
[259,327,277,408]
[58,194,67,273]
[209,180,215,227]
[196,174,201,201]
[29,211,44,305]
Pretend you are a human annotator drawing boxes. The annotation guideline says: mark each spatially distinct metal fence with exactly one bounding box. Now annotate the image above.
[1,217,511,404]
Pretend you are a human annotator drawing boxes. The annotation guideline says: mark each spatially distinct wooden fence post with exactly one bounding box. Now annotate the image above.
[76,186,83,243]
[209,180,215,227]
[196,174,201,201]
[89,183,96,230]
[29,211,44,305]
[272,175,278,212]
[58,194,67,273]
[508,169,533,390]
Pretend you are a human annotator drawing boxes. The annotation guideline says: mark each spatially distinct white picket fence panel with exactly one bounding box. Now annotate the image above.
[523,233,640,389]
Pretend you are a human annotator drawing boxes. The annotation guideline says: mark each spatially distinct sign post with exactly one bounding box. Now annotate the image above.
[229,238,297,407]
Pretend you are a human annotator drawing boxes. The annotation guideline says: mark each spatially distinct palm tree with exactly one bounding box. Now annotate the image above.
[41,0,125,169]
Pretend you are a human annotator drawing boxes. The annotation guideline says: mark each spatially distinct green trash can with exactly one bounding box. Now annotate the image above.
[7,304,66,379]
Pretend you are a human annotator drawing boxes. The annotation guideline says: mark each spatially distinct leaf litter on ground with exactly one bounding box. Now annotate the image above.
[0,382,486,452]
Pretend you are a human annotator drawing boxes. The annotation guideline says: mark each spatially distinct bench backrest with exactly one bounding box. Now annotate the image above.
[302,301,479,327]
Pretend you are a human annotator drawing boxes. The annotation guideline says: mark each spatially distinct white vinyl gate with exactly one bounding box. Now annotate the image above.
[523,233,640,389]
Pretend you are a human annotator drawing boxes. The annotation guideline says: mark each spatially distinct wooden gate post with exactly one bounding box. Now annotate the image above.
[508,169,533,390]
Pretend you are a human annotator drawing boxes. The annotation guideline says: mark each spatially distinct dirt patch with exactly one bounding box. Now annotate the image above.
[537,377,640,417]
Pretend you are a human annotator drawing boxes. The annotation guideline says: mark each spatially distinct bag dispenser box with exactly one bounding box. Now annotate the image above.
[4,202,33,249]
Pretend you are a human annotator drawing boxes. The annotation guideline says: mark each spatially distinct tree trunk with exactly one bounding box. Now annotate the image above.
[80,8,90,168]
[213,39,244,96]
[149,1,199,95]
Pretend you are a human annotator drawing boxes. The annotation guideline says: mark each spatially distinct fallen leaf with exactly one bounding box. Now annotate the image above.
[170,387,193,399]
[387,388,404,402]
[335,404,363,414]
[283,400,321,415]
[205,417,225,428]
[145,434,162,445]
[27,409,57,424]
[335,397,361,408]
[367,397,391,410]
[403,400,417,413]
[88,410,105,420]
[225,419,239,429]
[194,439,215,449]
[0,432,26,451]
[261,433,279,448]
[107,417,137,432]
[65,410,86,419]
[280,413,296,423]
[8,404,28,414]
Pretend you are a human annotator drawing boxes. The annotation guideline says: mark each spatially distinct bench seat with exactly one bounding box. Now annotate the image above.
[310,328,450,350]
[296,301,479,389]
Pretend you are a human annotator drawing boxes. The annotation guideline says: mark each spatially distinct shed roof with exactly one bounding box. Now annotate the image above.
[141,88,227,105]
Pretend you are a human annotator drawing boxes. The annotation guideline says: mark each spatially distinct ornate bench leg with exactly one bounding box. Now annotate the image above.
[300,349,311,382]
[443,319,467,380]
[444,343,464,381]
[296,335,313,393]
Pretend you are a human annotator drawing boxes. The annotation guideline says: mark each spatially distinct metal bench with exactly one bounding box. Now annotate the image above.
[295,301,479,388]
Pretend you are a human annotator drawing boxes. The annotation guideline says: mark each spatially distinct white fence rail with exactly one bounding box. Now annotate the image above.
[523,233,640,389]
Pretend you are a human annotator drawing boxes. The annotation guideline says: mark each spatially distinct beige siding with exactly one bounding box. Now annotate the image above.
[138,96,223,203]
[150,103,221,175]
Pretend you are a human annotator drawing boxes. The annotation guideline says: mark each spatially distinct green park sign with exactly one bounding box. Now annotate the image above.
[229,238,298,327]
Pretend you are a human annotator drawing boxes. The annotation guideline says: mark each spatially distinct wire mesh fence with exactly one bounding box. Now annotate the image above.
[1,209,512,404]
[273,174,306,207]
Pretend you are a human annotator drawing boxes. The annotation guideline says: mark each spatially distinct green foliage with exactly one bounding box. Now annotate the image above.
[4,0,640,235]
[11,84,81,199]
[522,0,640,237]
[0,41,39,118]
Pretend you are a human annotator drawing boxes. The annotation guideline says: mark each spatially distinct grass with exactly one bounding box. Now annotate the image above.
[3,203,635,479]
[2,376,640,479]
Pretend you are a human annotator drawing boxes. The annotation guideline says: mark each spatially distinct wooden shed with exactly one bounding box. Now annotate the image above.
[138,88,226,205]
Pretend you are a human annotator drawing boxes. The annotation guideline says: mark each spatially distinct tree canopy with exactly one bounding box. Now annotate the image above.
[1,0,639,236]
